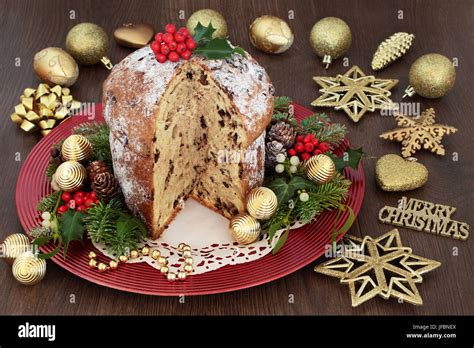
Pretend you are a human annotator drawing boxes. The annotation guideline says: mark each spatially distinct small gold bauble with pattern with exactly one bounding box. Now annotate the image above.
[54,161,87,192]
[12,251,46,285]
[246,187,278,220]
[249,15,294,54]
[61,134,93,162]
[304,154,336,184]
[229,214,261,245]
[1,233,31,265]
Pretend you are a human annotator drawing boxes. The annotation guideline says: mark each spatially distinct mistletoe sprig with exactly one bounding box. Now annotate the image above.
[192,22,245,60]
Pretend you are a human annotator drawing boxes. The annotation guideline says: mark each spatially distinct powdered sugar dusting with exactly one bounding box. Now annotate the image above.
[244,131,266,189]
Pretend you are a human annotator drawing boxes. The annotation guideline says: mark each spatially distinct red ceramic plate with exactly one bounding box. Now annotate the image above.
[16,103,365,296]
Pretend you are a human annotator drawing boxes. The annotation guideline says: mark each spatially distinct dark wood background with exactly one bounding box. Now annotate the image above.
[0,0,472,315]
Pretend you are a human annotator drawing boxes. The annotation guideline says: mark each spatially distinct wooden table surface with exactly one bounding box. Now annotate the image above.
[1,0,473,315]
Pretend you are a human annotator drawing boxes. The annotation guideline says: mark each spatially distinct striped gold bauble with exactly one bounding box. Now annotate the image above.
[1,233,31,265]
[12,251,47,285]
[55,161,87,192]
[246,187,278,220]
[304,154,336,184]
[229,214,261,245]
[61,134,93,162]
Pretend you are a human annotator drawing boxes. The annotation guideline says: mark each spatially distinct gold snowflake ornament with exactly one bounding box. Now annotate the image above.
[314,229,441,307]
[380,108,458,157]
[311,65,398,122]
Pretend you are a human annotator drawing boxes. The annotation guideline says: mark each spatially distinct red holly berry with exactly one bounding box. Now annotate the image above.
[77,205,87,212]
[174,32,186,43]
[318,142,329,152]
[162,32,174,44]
[151,41,161,53]
[94,199,100,205]
[288,148,297,157]
[176,43,186,54]
[168,41,177,51]
[303,134,314,143]
[301,152,311,161]
[313,149,322,156]
[185,39,196,50]
[312,138,319,147]
[160,44,170,55]
[74,191,85,199]
[165,24,176,34]
[89,191,97,200]
[74,196,84,206]
[304,142,315,152]
[68,200,76,209]
[180,50,191,60]
[295,135,304,143]
[156,53,167,63]
[294,142,305,153]
[58,205,68,214]
[155,32,163,42]
[178,27,189,36]
[85,198,95,207]
[61,192,71,202]
[168,51,179,62]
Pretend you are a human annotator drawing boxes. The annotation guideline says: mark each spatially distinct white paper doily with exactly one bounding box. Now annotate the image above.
[93,199,303,275]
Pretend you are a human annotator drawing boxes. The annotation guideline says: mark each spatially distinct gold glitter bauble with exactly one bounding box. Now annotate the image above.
[66,22,109,65]
[186,9,227,38]
[375,154,428,191]
[406,53,456,98]
[246,187,278,220]
[229,214,261,245]
[12,251,46,285]
[61,134,93,162]
[1,234,31,265]
[304,154,336,184]
[310,17,352,68]
[249,15,294,54]
[33,47,79,87]
[55,161,87,192]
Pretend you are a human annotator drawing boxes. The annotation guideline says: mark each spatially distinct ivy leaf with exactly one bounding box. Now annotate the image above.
[329,147,364,171]
[193,22,216,42]
[267,176,315,206]
[59,210,86,257]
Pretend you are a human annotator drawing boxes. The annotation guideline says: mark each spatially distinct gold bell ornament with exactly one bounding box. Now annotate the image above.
[54,161,87,192]
[246,187,278,220]
[229,214,261,245]
[61,134,93,162]
[1,233,31,265]
[310,17,352,68]
[65,22,113,69]
[304,154,336,184]
[12,251,47,285]
[186,9,228,38]
[403,53,456,98]
[249,15,294,54]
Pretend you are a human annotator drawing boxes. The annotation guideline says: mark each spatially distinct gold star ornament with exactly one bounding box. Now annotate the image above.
[380,108,458,157]
[311,65,398,122]
[314,229,441,307]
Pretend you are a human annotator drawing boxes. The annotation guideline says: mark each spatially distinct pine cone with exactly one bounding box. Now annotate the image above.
[87,160,109,181]
[92,172,120,202]
[265,140,285,170]
[371,32,415,71]
[268,120,295,148]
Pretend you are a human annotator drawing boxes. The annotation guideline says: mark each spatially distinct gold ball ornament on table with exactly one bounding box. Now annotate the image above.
[61,134,93,162]
[375,154,428,191]
[54,161,87,192]
[12,251,47,286]
[114,23,154,48]
[246,187,278,220]
[186,9,228,38]
[249,15,294,54]
[33,47,79,87]
[304,154,336,184]
[65,22,113,69]
[1,233,31,265]
[310,17,352,68]
[371,32,415,71]
[403,53,456,98]
[229,214,261,245]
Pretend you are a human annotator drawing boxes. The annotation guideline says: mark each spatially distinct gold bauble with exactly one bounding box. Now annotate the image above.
[160,265,169,274]
[88,258,97,268]
[304,154,336,184]
[177,271,187,281]
[109,260,118,269]
[182,245,191,252]
[151,250,161,260]
[97,262,107,272]
[12,251,46,285]
[88,251,97,259]
[167,272,177,282]
[158,256,167,265]
[406,53,456,98]
[310,17,352,68]
[119,255,129,262]
[184,257,193,265]
[1,233,31,265]
[375,154,428,192]
[66,22,110,66]
[246,187,278,220]
[33,47,79,87]
[229,214,261,245]
[54,161,87,192]
[186,9,228,38]
[61,134,93,162]
[184,264,194,273]
[141,246,150,256]
[130,250,139,259]
[183,250,192,258]
[114,23,154,48]
[249,15,294,54]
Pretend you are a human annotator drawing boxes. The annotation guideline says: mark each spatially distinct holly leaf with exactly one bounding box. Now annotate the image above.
[194,38,242,60]
[329,147,364,171]
[232,46,246,56]
[193,22,216,42]
[58,210,85,257]
[266,176,314,206]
